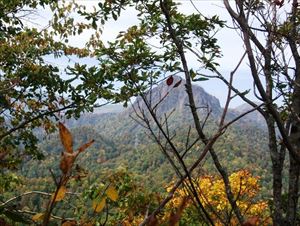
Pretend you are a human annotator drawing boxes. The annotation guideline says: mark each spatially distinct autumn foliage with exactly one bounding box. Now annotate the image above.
[117,170,270,226]
[32,123,96,225]
[162,170,270,225]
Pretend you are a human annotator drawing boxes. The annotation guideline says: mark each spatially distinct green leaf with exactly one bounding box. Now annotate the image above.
[277,83,287,89]
[112,12,118,21]
[4,210,30,224]
[92,20,97,29]
[189,69,196,79]
[193,77,209,82]
[240,89,251,95]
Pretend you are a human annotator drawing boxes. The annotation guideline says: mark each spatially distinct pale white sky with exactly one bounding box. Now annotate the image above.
[34,1,258,108]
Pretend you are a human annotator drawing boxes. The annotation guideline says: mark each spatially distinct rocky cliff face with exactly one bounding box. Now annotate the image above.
[129,75,222,118]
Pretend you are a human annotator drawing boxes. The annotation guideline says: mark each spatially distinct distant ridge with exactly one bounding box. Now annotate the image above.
[231,102,266,128]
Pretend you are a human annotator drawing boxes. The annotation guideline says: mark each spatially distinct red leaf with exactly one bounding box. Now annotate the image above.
[274,0,284,7]
[173,79,182,88]
[166,76,174,86]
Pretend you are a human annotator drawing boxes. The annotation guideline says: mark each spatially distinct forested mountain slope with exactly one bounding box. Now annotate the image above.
[22,77,270,191]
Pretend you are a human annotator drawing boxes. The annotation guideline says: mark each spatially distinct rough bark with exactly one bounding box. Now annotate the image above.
[267,116,285,225]
[286,69,300,225]
[286,1,300,222]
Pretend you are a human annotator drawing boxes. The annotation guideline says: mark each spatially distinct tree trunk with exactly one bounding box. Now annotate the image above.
[286,155,300,225]
[266,116,285,225]
[286,15,300,219]
[286,76,300,225]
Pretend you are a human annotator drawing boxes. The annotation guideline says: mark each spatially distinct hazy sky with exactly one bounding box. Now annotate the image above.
[98,0,255,107]
[35,1,256,108]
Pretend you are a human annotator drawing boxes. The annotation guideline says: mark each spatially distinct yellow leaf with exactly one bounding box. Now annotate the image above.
[106,185,118,201]
[32,213,44,222]
[92,197,106,213]
[59,122,73,153]
[53,186,67,202]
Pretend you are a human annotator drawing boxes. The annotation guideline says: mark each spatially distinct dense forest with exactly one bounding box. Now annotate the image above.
[0,0,300,225]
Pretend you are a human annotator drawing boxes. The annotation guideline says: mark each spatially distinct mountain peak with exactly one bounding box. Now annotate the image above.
[131,75,222,117]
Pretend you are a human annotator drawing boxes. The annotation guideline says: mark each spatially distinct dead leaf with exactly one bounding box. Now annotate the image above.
[60,152,75,174]
[61,220,77,226]
[242,216,260,226]
[59,123,73,153]
[77,139,95,153]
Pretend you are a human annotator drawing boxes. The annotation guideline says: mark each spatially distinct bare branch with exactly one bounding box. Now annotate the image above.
[0,190,80,208]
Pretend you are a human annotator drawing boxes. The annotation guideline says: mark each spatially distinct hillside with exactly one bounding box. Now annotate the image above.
[232,102,266,129]
[21,77,271,191]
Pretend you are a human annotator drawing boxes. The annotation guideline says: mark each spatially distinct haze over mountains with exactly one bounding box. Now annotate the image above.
[69,75,265,132]
[23,76,270,190]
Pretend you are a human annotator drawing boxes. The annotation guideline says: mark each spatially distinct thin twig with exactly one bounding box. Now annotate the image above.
[219,51,246,128]
[0,190,80,207]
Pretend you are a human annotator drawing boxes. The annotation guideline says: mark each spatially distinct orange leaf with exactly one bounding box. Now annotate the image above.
[53,186,67,202]
[242,217,260,226]
[59,122,73,153]
[62,220,77,226]
[60,152,75,174]
[92,197,106,213]
[78,139,95,153]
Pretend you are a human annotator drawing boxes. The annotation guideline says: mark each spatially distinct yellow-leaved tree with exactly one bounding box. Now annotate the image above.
[162,169,270,226]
